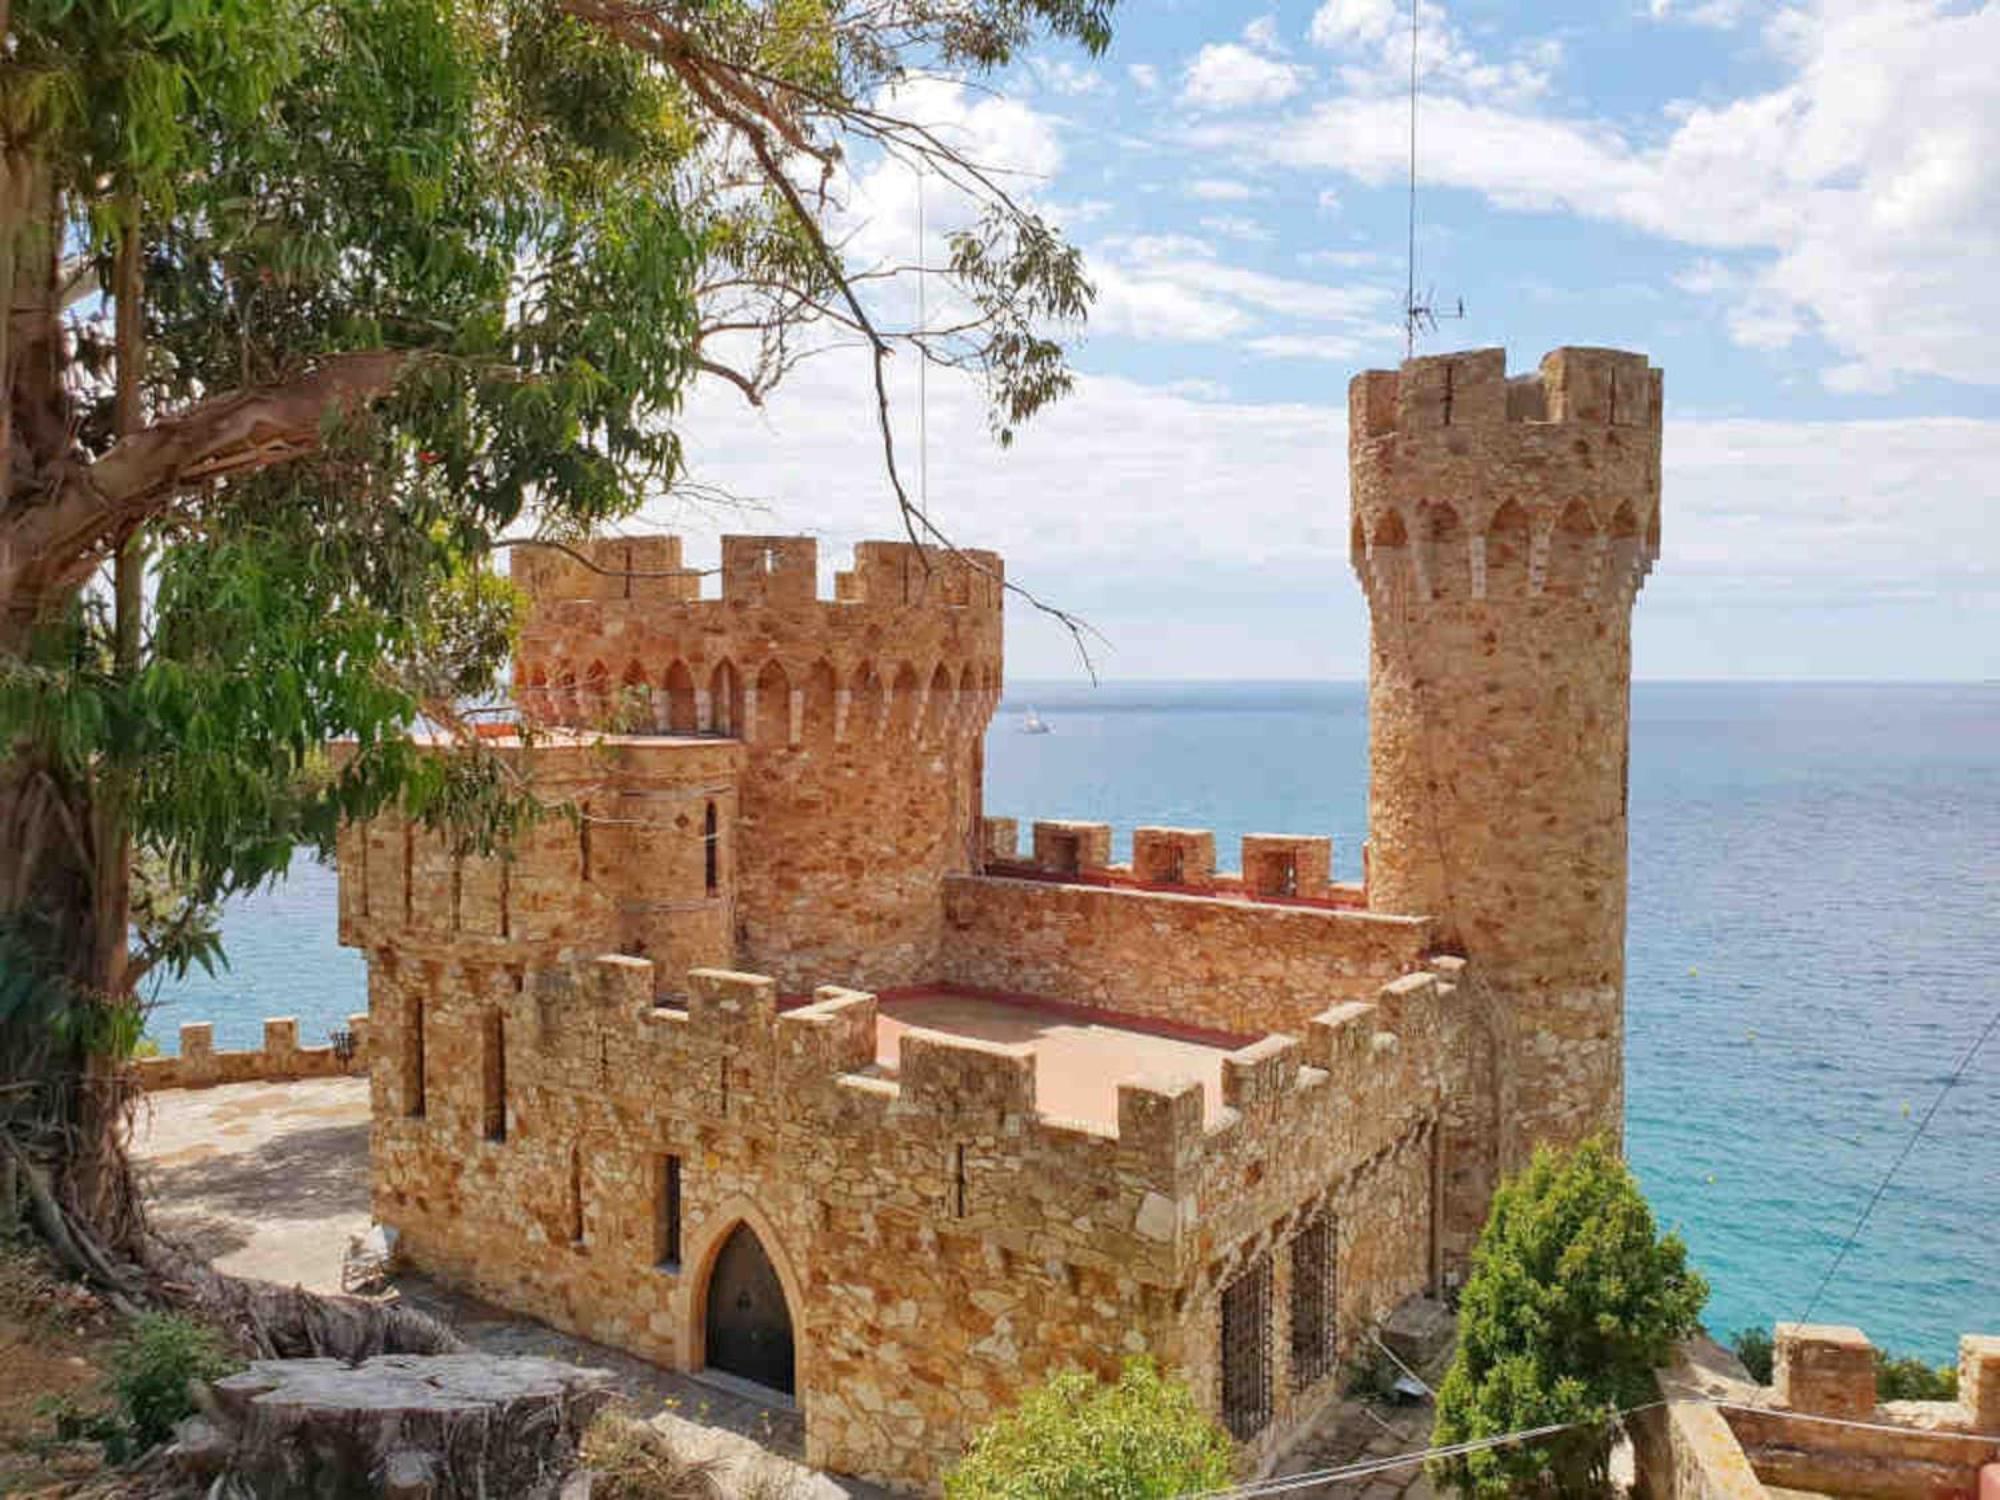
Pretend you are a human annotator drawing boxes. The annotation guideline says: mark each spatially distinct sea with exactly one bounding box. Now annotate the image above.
[150,681,2000,1362]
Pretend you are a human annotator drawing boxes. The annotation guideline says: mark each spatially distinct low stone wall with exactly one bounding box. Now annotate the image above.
[1632,1343,1770,1500]
[1640,1326,2000,1500]
[136,1016,370,1091]
[939,872,1432,1037]
[1724,1325,2000,1500]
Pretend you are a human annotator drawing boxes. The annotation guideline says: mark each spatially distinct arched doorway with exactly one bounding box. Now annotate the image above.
[704,1222,795,1395]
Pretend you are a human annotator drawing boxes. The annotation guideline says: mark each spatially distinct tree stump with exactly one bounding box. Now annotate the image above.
[187,1353,615,1498]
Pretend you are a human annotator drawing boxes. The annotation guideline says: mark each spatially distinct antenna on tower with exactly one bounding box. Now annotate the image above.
[1404,0,1464,358]
[916,161,929,514]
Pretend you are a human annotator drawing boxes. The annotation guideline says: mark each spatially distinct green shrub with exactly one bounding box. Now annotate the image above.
[1731,1327,1774,1384]
[1876,1349,1957,1402]
[944,1358,1233,1500]
[109,1312,237,1451]
[1430,1138,1708,1499]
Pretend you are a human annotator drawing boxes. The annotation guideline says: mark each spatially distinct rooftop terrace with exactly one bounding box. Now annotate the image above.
[848,987,1252,1130]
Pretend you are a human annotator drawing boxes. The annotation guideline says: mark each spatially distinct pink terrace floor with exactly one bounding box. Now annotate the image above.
[863,987,1253,1129]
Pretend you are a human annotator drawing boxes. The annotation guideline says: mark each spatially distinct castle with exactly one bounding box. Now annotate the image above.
[334,345,1664,1489]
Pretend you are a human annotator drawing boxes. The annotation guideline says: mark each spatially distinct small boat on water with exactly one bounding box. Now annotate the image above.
[1020,707,1052,735]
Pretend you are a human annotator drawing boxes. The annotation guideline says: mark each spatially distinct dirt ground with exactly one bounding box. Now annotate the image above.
[0,1238,125,1495]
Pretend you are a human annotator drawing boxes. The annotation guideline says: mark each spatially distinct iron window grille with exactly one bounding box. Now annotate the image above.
[1290,1213,1338,1388]
[1221,1254,1274,1441]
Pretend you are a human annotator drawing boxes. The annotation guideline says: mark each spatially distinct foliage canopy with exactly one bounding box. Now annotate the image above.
[0,0,1114,1254]
[943,1358,1234,1500]
[1430,1138,1708,1499]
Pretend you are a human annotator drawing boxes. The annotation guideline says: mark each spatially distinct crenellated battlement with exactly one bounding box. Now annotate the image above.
[490,953,1465,1284]
[1349,347,1663,609]
[982,817,1360,907]
[512,534,1005,745]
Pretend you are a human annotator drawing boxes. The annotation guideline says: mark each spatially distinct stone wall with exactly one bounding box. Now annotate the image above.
[939,872,1432,1037]
[1720,1324,2000,1499]
[508,536,1003,991]
[135,1016,369,1091]
[337,736,744,991]
[1632,1345,1771,1500]
[1637,1328,2000,1500]
[364,950,1468,1489]
[1350,347,1663,1211]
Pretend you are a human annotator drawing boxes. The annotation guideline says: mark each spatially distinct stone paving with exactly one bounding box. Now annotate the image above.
[1265,1391,1443,1499]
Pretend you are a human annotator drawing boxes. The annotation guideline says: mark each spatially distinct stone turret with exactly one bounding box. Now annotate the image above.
[1349,346,1663,1180]
[512,535,1006,991]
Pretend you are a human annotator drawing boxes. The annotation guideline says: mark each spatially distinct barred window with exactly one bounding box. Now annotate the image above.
[1290,1213,1338,1388]
[1220,1255,1274,1441]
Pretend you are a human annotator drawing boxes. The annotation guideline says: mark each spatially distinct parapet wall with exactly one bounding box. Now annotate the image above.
[512,536,1004,745]
[1637,1328,2000,1500]
[1349,347,1662,610]
[337,736,743,984]
[136,1016,370,1091]
[983,818,1362,906]
[940,868,1430,1037]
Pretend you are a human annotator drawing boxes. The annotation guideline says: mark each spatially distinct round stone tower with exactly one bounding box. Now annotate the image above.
[1348,346,1662,1173]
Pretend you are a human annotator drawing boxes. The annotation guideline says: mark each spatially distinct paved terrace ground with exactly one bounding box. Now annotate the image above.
[865,987,1252,1127]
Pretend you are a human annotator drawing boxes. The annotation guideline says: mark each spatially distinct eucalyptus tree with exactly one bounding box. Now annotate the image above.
[0,0,1109,1266]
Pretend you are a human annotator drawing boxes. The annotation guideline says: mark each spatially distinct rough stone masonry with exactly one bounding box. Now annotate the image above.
[334,346,1664,1491]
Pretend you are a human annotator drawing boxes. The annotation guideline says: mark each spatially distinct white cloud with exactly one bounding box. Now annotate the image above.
[1307,0,1561,104]
[1647,0,1764,28]
[1245,332,1372,360]
[659,352,2000,678]
[1127,62,1161,92]
[1180,42,1309,111]
[1200,213,1276,243]
[1028,58,1106,96]
[1199,0,2000,389]
[1243,15,1286,53]
[1309,0,1399,48]
[1186,178,1259,202]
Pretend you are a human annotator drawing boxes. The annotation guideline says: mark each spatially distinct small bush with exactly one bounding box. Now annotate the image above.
[581,1411,726,1500]
[1876,1349,1958,1402]
[109,1312,237,1451]
[1430,1138,1708,1499]
[944,1358,1233,1500]
[1731,1327,1774,1384]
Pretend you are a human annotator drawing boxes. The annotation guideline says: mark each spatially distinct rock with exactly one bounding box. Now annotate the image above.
[198,1352,615,1499]
[168,1414,230,1481]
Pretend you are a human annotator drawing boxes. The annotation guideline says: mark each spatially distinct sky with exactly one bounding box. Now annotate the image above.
[639,0,2000,682]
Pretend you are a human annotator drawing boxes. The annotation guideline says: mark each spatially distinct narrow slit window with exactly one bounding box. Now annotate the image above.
[481,1011,506,1142]
[1221,1255,1273,1441]
[1290,1213,1338,1388]
[579,802,593,883]
[954,1142,968,1218]
[703,801,720,895]
[657,1154,682,1268]
[568,1145,585,1247]
[405,993,426,1119]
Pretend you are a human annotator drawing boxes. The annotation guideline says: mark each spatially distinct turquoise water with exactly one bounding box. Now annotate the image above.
[153,681,2000,1360]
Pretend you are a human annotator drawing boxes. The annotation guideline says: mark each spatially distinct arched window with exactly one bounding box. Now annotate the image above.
[704,801,719,895]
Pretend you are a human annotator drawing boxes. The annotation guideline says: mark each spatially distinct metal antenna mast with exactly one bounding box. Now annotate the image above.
[917,163,929,512]
[1406,0,1419,358]
[1404,0,1463,357]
